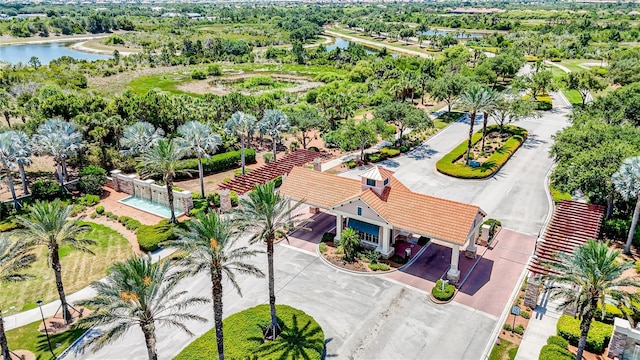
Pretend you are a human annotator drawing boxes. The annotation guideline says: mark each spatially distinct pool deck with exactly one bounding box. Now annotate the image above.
[100,187,188,225]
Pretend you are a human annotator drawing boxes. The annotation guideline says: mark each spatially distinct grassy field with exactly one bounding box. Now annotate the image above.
[5,319,89,360]
[1,222,134,314]
[128,72,199,96]
[489,338,518,360]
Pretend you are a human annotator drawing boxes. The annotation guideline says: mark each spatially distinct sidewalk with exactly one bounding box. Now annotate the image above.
[514,287,564,359]
[4,247,176,331]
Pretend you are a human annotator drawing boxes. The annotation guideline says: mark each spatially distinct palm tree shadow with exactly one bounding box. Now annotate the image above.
[35,325,90,359]
[254,314,325,360]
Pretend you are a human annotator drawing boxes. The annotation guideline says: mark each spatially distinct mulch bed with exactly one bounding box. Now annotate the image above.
[37,306,92,335]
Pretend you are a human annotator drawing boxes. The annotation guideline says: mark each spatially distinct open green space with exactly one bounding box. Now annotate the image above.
[489,338,518,360]
[1,222,134,314]
[5,319,89,360]
[175,304,324,360]
[128,72,198,96]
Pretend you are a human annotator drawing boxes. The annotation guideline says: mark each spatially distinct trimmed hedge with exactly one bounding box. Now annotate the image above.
[523,93,553,110]
[538,344,574,360]
[176,149,256,177]
[432,279,455,301]
[593,303,625,325]
[557,314,613,354]
[436,125,528,179]
[547,335,569,349]
[175,304,324,360]
[136,219,175,252]
[368,263,391,271]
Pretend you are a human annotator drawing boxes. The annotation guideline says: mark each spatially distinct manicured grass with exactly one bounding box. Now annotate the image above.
[489,338,518,360]
[175,304,324,360]
[5,318,90,360]
[562,89,583,107]
[435,111,464,124]
[436,125,528,179]
[1,222,134,314]
[550,184,572,203]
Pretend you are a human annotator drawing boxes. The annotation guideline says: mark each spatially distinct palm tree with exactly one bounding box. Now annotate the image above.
[612,156,640,254]
[165,212,264,360]
[235,181,306,340]
[543,240,640,360]
[76,256,209,360]
[14,200,94,324]
[175,121,222,198]
[32,119,84,187]
[0,238,36,360]
[455,85,496,165]
[224,112,256,175]
[10,131,32,195]
[260,110,290,161]
[479,89,498,151]
[0,132,23,209]
[138,139,189,224]
[120,121,165,156]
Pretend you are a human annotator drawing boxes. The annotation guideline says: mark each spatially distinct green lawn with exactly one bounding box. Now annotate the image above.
[5,318,89,360]
[1,222,134,315]
[489,338,518,360]
[562,89,584,107]
[550,184,572,203]
[128,73,199,96]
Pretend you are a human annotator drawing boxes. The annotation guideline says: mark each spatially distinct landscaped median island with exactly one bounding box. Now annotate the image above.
[436,125,528,179]
[174,305,324,360]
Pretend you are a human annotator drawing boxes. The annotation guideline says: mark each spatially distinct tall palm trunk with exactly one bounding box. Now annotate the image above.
[18,163,28,195]
[56,163,65,191]
[272,138,277,161]
[624,195,640,254]
[480,112,489,151]
[166,179,176,224]
[6,172,20,210]
[197,156,205,198]
[465,112,476,165]
[61,160,69,182]
[240,137,246,175]
[142,322,158,360]
[51,244,72,323]
[267,235,278,338]
[576,308,595,360]
[212,270,224,360]
[0,310,10,360]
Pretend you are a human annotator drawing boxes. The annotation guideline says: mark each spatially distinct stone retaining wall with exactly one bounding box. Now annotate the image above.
[607,318,640,359]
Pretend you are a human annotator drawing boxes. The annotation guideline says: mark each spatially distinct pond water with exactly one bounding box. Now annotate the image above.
[0,41,110,65]
[418,30,485,39]
[325,37,400,58]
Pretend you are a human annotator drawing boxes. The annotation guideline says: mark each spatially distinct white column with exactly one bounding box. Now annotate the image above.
[447,244,461,283]
[381,226,391,252]
[335,214,343,240]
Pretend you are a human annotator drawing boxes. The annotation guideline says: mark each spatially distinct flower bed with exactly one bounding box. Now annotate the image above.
[319,242,399,272]
[436,125,528,179]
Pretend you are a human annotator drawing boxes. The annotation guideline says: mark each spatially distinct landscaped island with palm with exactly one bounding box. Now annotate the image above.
[0,1,639,360]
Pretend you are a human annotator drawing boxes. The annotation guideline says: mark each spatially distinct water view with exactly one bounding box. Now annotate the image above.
[326,37,399,57]
[0,41,110,64]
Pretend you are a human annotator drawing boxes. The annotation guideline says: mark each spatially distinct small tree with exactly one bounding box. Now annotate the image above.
[338,120,378,162]
[611,156,640,254]
[431,73,470,112]
[175,121,222,198]
[338,228,360,262]
[79,165,107,196]
[288,109,326,149]
[374,102,432,145]
[566,70,607,106]
[224,112,256,175]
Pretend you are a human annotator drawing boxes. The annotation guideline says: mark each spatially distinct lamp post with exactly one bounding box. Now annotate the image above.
[36,300,56,360]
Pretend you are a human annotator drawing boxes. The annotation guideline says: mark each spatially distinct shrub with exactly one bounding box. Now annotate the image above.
[176,149,256,177]
[70,204,86,217]
[503,324,512,331]
[31,180,62,201]
[318,242,328,253]
[104,35,125,45]
[234,168,253,177]
[432,279,455,301]
[206,64,222,76]
[521,310,531,319]
[513,324,525,335]
[207,192,220,207]
[390,254,408,264]
[593,303,625,324]
[539,344,574,360]
[436,125,528,179]
[369,263,391,271]
[75,194,100,207]
[174,304,324,360]
[547,336,569,349]
[363,249,381,264]
[136,220,175,252]
[636,260,640,274]
[525,55,540,62]
[189,198,209,217]
[0,219,20,232]
[321,232,335,243]
[79,165,107,195]
[89,212,98,219]
[272,175,283,188]
[263,152,274,164]
[230,191,238,207]
[334,245,344,255]
[191,69,207,80]
[95,205,105,214]
[557,314,613,354]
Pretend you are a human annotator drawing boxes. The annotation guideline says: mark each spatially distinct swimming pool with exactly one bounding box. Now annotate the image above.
[118,196,184,219]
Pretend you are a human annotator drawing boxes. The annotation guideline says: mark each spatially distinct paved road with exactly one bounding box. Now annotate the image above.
[62,244,495,360]
[340,92,571,236]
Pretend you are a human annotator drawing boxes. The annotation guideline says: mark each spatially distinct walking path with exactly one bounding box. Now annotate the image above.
[323,29,433,59]
[544,60,594,104]
[514,290,564,360]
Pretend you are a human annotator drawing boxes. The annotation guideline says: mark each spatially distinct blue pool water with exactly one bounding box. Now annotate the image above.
[119,196,184,219]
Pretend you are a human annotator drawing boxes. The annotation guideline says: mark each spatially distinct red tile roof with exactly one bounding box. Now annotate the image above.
[529,201,605,275]
[280,166,484,245]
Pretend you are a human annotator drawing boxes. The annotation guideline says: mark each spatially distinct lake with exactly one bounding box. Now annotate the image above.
[326,37,400,58]
[0,41,110,65]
